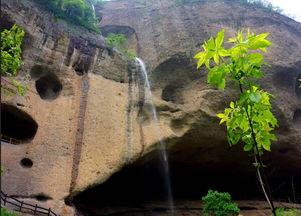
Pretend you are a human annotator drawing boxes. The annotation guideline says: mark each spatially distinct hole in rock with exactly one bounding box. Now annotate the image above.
[100,25,138,55]
[293,109,301,126]
[1,103,38,143]
[161,85,183,104]
[100,25,135,38]
[33,194,52,201]
[31,65,63,100]
[72,149,301,215]
[20,158,33,168]
[72,59,87,76]
[35,74,62,100]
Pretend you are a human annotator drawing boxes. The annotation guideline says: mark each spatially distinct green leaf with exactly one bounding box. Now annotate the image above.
[244,144,253,151]
[262,140,271,151]
[215,29,225,48]
[247,53,263,64]
[249,92,261,103]
[218,48,229,57]
[213,52,219,64]
[195,52,206,68]
[230,101,235,108]
[217,113,226,119]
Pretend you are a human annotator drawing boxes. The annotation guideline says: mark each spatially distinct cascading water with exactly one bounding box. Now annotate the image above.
[136,57,175,215]
[91,4,95,18]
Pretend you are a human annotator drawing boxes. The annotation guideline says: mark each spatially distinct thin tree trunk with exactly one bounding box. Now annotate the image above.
[239,83,277,216]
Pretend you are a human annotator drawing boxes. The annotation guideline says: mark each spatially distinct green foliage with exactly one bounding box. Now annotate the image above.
[33,0,101,33]
[299,79,301,87]
[202,190,240,216]
[1,208,19,216]
[274,208,301,216]
[1,25,30,96]
[105,33,136,58]
[195,29,278,156]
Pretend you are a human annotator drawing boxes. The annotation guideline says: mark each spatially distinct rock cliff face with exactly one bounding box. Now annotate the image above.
[1,0,301,215]
[1,0,139,214]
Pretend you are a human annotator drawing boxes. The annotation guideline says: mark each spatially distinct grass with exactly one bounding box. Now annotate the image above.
[0,208,19,216]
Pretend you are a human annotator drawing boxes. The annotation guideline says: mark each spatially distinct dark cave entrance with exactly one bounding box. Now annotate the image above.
[1,103,38,143]
[30,65,63,100]
[72,150,301,215]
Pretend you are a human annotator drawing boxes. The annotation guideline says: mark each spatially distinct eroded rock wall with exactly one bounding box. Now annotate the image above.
[1,0,140,214]
[1,0,301,215]
[98,0,301,174]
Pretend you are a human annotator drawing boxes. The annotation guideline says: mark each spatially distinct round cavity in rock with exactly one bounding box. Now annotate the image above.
[33,194,52,201]
[293,109,301,125]
[161,85,182,103]
[1,103,38,143]
[35,73,62,100]
[100,25,135,38]
[20,158,33,168]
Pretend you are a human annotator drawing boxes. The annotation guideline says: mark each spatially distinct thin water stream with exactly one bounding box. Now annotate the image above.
[136,57,175,215]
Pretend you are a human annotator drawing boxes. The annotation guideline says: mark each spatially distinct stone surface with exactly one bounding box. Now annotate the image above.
[1,0,301,215]
[98,0,301,174]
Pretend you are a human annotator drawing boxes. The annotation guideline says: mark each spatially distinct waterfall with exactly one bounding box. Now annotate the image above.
[91,3,95,18]
[136,57,175,215]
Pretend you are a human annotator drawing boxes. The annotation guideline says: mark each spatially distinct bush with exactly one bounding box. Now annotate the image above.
[1,208,18,216]
[202,190,240,216]
[275,208,301,216]
[1,25,30,96]
[33,0,101,33]
[105,33,135,58]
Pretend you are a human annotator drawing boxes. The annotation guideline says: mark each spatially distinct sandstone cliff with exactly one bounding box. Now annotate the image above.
[1,0,301,215]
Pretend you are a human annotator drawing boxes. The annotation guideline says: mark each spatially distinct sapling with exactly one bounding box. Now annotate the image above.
[194,29,278,216]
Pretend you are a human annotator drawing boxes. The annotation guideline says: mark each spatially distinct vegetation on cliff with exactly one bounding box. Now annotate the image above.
[105,33,135,58]
[1,25,30,96]
[195,29,278,215]
[33,0,102,33]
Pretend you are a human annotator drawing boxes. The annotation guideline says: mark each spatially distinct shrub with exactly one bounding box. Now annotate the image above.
[1,25,30,96]
[202,190,240,216]
[33,0,100,33]
[105,33,136,58]
[275,208,301,216]
[0,208,19,216]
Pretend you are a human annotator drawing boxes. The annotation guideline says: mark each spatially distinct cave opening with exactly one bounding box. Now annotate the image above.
[72,150,301,215]
[161,85,183,104]
[1,103,38,143]
[20,158,33,168]
[30,65,63,100]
